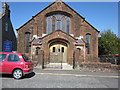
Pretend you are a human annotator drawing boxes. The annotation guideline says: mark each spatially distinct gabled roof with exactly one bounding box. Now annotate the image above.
[17,2,55,31]
[60,1,100,32]
[17,0,99,33]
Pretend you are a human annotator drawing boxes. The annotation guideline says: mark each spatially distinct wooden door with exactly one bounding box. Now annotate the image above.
[50,44,67,63]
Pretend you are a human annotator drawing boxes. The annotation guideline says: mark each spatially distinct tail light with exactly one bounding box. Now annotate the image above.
[25,65,29,68]
[24,64,32,68]
[28,64,33,68]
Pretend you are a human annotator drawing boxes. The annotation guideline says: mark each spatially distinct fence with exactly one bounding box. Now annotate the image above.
[99,54,120,65]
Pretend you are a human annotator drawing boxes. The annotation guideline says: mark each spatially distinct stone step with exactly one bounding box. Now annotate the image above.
[44,63,61,69]
[44,63,73,70]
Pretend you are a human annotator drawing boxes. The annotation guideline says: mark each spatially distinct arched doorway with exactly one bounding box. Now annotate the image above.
[49,41,68,63]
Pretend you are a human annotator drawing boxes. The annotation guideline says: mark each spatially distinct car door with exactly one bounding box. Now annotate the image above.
[4,54,20,73]
[0,54,7,73]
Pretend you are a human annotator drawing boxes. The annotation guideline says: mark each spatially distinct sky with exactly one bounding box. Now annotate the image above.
[0,1,119,37]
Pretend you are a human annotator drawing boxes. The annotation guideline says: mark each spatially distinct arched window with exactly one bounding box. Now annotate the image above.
[66,17,70,34]
[36,47,40,55]
[62,17,65,32]
[5,22,8,31]
[52,16,56,32]
[86,34,91,54]
[46,14,70,34]
[25,32,30,53]
[46,17,51,34]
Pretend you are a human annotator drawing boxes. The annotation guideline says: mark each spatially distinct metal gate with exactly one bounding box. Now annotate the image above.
[50,52,63,63]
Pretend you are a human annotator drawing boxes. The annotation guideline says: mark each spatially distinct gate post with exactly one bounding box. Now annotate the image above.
[73,48,80,69]
[73,51,75,69]
[38,50,44,69]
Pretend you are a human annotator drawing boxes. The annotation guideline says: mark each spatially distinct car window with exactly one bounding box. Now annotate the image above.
[0,54,7,61]
[22,55,31,62]
[8,54,20,62]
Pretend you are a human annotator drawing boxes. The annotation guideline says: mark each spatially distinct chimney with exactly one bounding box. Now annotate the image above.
[2,2,10,17]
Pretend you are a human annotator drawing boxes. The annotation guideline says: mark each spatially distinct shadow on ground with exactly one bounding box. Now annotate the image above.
[24,72,35,79]
[0,72,35,79]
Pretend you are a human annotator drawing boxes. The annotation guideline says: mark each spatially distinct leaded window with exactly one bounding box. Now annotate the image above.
[86,34,91,54]
[52,17,56,32]
[46,14,70,34]
[25,32,30,53]
[66,17,70,34]
[5,22,8,31]
[62,17,65,32]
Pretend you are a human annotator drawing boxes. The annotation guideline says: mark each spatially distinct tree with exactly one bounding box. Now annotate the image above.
[98,29,120,55]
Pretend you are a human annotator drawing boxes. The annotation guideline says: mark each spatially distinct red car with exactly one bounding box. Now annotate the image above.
[0,52,33,79]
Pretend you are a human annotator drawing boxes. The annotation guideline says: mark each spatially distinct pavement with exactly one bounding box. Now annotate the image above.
[34,68,119,78]
[1,68,119,88]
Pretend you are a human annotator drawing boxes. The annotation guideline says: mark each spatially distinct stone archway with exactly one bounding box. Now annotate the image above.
[43,38,73,70]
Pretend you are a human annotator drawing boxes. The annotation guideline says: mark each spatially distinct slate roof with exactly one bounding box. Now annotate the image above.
[75,38,86,46]
[0,13,2,19]
[76,39,85,44]
[30,38,42,45]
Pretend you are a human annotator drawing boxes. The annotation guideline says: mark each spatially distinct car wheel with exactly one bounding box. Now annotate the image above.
[13,69,23,79]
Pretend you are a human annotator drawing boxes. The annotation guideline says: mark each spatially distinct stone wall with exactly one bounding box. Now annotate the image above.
[79,62,120,72]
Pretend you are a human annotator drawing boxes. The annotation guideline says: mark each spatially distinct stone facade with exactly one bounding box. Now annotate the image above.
[17,1,99,69]
[0,2,17,51]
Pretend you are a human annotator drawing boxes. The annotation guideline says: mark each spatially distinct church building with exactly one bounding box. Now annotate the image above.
[1,2,17,52]
[17,1,99,69]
